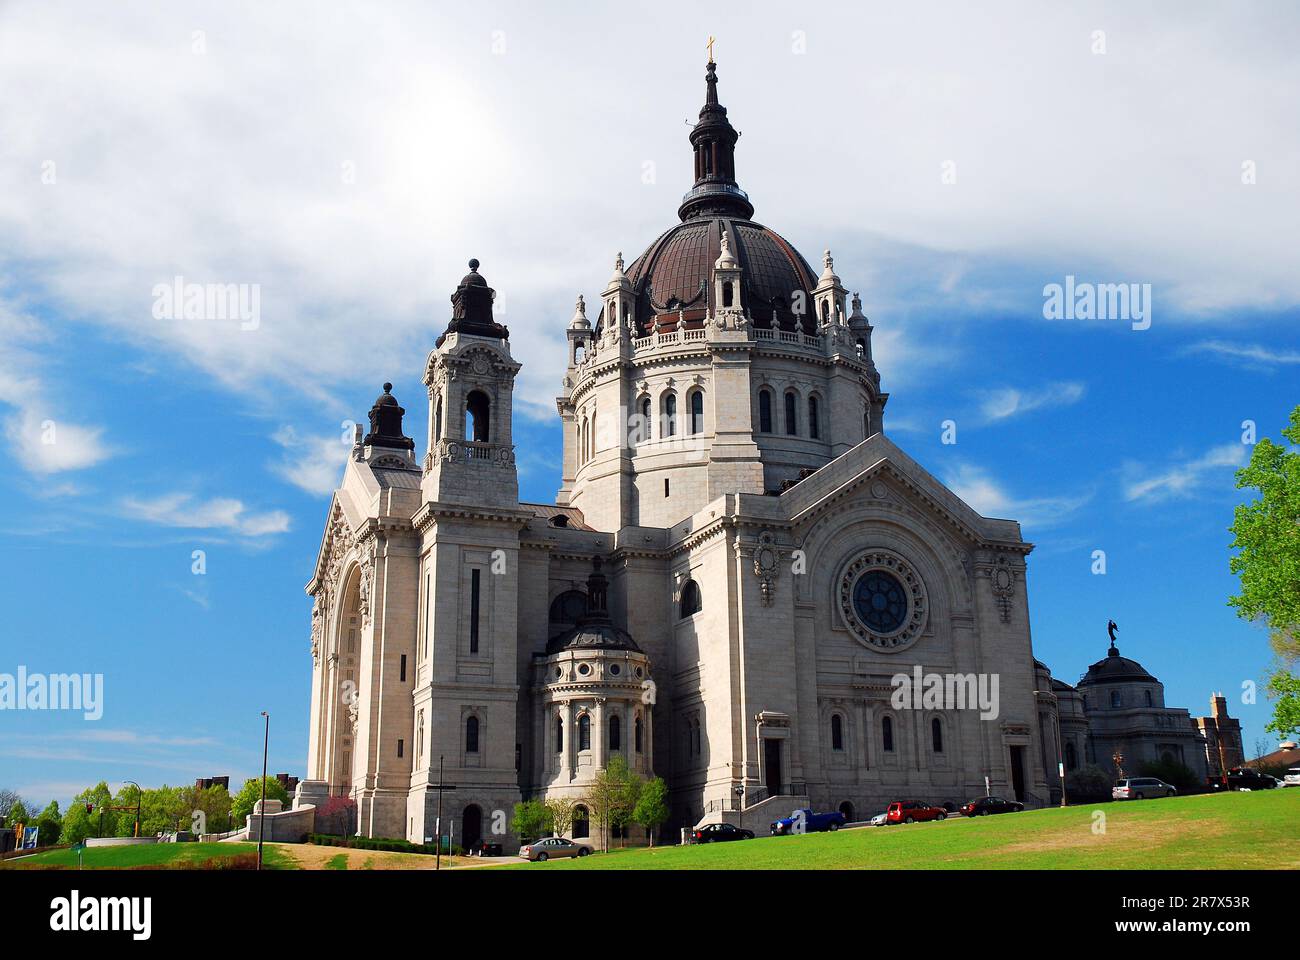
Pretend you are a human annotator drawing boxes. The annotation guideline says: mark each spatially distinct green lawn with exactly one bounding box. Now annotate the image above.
[511,789,1300,870]
[3,841,291,870]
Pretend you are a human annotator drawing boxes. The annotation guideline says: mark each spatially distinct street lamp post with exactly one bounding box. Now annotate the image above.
[123,781,142,838]
[258,711,269,871]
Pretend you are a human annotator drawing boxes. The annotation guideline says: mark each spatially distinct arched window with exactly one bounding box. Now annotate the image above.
[573,805,590,838]
[1110,690,1122,709]
[689,390,704,434]
[839,801,855,823]
[679,579,701,618]
[466,390,491,443]
[831,714,844,751]
[549,590,588,626]
[609,714,621,751]
[808,396,820,439]
[635,715,643,753]
[578,417,587,464]
[758,389,773,433]
[435,397,443,443]
[820,300,829,322]
[722,280,734,307]
[637,396,652,444]
[931,718,943,753]
[465,715,479,753]
[863,409,870,440]
[784,392,797,435]
[692,718,701,756]
[555,715,563,753]
[1145,689,1153,707]
[1065,741,1078,770]
[882,716,895,753]
[663,393,677,437]
[578,713,591,751]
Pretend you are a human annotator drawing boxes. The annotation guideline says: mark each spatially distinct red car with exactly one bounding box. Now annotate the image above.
[886,800,947,824]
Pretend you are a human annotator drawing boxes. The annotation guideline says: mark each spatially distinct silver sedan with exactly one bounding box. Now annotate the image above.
[518,837,593,862]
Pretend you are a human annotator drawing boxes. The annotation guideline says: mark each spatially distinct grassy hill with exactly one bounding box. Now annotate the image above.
[512,789,1300,870]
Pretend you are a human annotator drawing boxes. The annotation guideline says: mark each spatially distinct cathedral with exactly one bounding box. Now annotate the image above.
[294,57,1216,850]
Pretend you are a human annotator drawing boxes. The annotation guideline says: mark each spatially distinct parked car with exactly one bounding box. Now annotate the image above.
[518,837,592,861]
[1283,767,1300,787]
[867,812,889,827]
[959,796,1024,817]
[1112,777,1176,800]
[885,800,947,824]
[1206,767,1279,792]
[690,823,754,844]
[770,808,846,835]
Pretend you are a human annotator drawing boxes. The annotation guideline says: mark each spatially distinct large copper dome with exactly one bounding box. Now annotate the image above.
[598,59,820,337]
[620,217,819,335]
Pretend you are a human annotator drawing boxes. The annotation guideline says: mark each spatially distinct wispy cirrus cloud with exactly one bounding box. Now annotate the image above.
[0,304,114,475]
[269,425,350,496]
[977,381,1086,423]
[943,462,1091,528]
[1182,340,1300,368]
[120,493,290,537]
[1122,444,1247,503]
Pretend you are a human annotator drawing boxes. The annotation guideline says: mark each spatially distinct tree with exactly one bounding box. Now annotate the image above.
[1137,758,1199,793]
[586,756,641,852]
[230,777,291,828]
[33,801,62,847]
[4,798,31,829]
[511,800,552,842]
[192,784,233,835]
[0,789,22,822]
[1229,405,1300,737]
[544,798,574,839]
[631,777,669,847]
[60,782,116,843]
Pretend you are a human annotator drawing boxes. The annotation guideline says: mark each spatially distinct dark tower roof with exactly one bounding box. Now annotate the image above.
[362,383,415,450]
[678,59,753,222]
[602,59,819,337]
[1078,642,1158,686]
[436,258,510,347]
[546,557,641,655]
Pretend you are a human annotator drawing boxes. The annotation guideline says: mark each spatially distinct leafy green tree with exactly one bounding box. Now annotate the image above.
[586,756,641,852]
[511,800,552,842]
[60,782,116,843]
[1229,404,1300,737]
[544,798,574,838]
[230,776,291,828]
[1063,764,1111,803]
[1137,759,1199,792]
[631,777,669,846]
[193,784,233,834]
[5,799,31,829]
[33,801,62,847]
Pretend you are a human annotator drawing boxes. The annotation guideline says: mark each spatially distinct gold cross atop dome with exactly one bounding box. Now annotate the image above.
[707,35,715,64]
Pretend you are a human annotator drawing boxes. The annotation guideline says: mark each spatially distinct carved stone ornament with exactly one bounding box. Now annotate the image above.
[310,595,323,664]
[990,556,1015,623]
[752,531,780,607]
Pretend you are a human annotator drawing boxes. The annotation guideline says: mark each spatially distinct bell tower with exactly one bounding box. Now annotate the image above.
[422,259,520,508]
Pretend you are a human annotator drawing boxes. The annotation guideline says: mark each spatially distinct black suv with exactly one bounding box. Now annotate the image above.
[1208,767,1278,791]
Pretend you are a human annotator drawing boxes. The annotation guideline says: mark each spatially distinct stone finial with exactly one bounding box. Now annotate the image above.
[714,229,739,270]
[850,291,865,320]
[819,249,838,283]
[570,293,590,330]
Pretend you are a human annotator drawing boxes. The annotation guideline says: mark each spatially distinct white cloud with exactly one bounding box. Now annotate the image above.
[1122,444,1247,503]
[978,381,1086,422]
[120,492,290,537]
[0,1,1296,431]
[944,463,1091,528]
[269,425,350,496]
[0,305,114,474]
[1184,340,1300,367]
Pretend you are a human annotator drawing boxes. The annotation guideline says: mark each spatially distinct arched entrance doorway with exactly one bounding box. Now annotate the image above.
[462,804,482,851]
[838,801,855,823]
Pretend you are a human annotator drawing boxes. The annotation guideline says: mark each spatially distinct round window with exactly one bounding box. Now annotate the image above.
[609,663,621,676]
[837,550,927,651]
[577,662,591,676]
[634,666,643,679]
[853,570,908,634]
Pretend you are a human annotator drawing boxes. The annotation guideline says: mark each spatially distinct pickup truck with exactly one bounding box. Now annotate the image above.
[770,808,845,836]
[1206,767,1278,791]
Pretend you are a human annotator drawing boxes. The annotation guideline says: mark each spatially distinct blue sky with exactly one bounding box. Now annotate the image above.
[1,1,1297,809]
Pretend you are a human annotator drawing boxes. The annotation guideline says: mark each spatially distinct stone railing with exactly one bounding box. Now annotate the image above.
[438,439,515,466]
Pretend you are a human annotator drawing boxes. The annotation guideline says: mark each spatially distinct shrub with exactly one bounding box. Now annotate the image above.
[306,833,462,857]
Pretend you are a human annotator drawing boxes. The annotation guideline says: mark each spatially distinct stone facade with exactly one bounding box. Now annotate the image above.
[299,57,1215,850]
